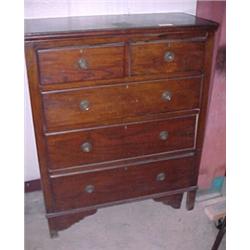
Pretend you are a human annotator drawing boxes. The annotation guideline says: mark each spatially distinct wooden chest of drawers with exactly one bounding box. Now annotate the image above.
[25,13,218,237]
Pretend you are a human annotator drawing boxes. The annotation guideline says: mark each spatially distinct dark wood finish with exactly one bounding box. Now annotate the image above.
[42,77,202,132]
[38,43,125,85]
[47,186,197,217]
[47,115,196,170]
[25,44,55,214]
[25,13,218,237]
[24,13,218,40]
[51,157,196,211]
[46,186,197,236]
[154,193,183,209]
[192,31,216,188]
[186,190,197,210]
[131,40,205,76]
[50,151,196,177]
[47,209,97,237]
[25,179,41,192]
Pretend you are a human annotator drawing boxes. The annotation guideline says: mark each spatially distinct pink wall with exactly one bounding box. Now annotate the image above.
[196,1,226,188]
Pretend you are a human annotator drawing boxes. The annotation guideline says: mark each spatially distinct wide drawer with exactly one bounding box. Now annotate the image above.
[37,42,125,85]
[43,77,202,132]
[47,115,197,170]
[51,156,196,211]
[131,40,205,76]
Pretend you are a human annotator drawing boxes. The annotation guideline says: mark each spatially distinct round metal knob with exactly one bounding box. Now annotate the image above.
[85,184,95,194]
[162,91,172,101]
[156,172,166,182]
[80,100,90,111]
[81,142,92,153]
[159,131,169,141]
[78,58,88,69]
[164,51,175,62]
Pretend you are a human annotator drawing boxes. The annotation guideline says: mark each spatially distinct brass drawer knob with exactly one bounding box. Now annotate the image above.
[156,172,166,182]
[164,51,175,62]
[78,58,88,69]
[81,142,92,153]
[159,131,169,141]
[80,99,90,111]
[85,184,95,194]
[162,91,172,101]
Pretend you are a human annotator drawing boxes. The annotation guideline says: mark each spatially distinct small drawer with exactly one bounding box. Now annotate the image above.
[42,77,202,132]
[46,115,197,170]
[51,156,196,211]
[131,40,205,76]
[37,42,125,85]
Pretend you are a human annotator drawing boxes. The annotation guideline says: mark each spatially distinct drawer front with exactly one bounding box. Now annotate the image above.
[47,115,197,170]
[43,77,201,132]
[131,40,205,76]
[51,157,196,211]
[38,43,125,85]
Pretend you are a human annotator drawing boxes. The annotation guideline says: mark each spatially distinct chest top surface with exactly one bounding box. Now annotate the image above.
[24,12,218,40]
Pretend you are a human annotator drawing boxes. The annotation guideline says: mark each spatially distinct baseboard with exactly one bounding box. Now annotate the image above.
[196,176,226,202]
[25,179,41,192]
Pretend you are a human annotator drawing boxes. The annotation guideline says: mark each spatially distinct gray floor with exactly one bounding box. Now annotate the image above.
[25,191,225,250]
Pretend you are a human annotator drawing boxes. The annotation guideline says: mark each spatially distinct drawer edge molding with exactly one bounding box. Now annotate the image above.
[40,74,204,94]
[44,110,200,136]
[46,111,199,136]
[49,151,195,178]
[40,72,204,92]
[46,185,198,218]
[37,42,126,53]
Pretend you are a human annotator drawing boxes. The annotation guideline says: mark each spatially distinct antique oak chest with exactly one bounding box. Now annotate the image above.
[25,13,218,237]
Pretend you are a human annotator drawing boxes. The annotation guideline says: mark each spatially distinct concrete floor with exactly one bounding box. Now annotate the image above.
[25,191,225,250]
